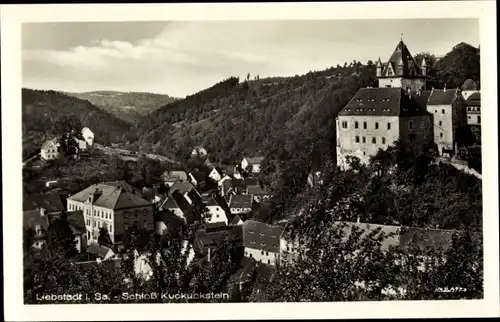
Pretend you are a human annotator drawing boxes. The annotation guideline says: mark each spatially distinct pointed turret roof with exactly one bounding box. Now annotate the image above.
[381,40,424,77]
[376,57,383,67]
[421,56,427,67]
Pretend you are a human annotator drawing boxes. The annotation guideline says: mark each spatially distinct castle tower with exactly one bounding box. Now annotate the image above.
[421,57,427,77]
[376,58,383,77]
[377,39,427,91]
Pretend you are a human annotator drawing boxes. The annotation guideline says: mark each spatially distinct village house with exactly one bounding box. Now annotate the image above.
[23,208,51,249]
[158,191,192,222]
[65,210,87,253]
[241,157,265,174]
[246,185,268,203]
[160,170,189,186]
[465,91,481,126]
[208,166,223,182]
[460,78,479,100]
[426,87,467,156]
[142,187,163,205]
[81,127,94,146]
[336,39,437,168]
[202,196,229,225]
[188,170,207,189]
[228,194,253,215]
[168,181,202,205]
[40,139,60,161]
[66,181,154,245]
[155,208,185,236]
[23,193,65,217]
[193,224,243,258]
[88,242,115,261]
[230,215,243,226]
[242,220,284,266]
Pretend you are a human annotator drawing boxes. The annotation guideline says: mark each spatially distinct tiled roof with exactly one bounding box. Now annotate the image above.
[232,179,247,190]
[399,227,456,253]
[66,210,86,235]
[23,193,64,213]
[339,88,431,117]
[205,222,227,230]
[158,209,185,230]
[229,195,253,209]
[169,182,197,196]
[461,79,478,91]
[190,171,206,182]
[244,177,259,186]
[466,92,481,106]
[333,222,401,251]
[246,185,266,196]
[222,179,233,195]
[242,220,284,253]
[244,157,264,165]
[380,40,424,77]
[23,210,50,231]
[41,139,57,150]
[67,182,151,210]
[195,225,243,251]
[230,215,243,225]
[427,89,458,106]
[204,197,220,207]
[101,181,142,195]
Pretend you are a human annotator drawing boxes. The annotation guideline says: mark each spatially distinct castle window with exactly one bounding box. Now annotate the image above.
[467,107,471,111]
[375,122,379,129]
[382,137,386,144]
[468,116,471,119]
[442,109,445,114]
[439,121,443,126]
[477,107,481,112]
[440,133,443,138]
[477,116,481,123]
[387,123,391,130]
[362,137,366,143]
[363,122,367,129]
[355,136,360,143]
[372,137,377,144]
[355,121,359,128]
[408,121,413,130]
[342,121,348,128]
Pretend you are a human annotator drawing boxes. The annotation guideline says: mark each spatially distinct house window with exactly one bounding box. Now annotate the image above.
[442,109,445,114]
[439,121,442,126]
[124,213,128,219]
[408,121,413,130]
[261,250,264,255]
[468,116,471,119]
[362,137,366,143]
[355,136,360,143]
[382,137,386,144]
[363,122,367,129]
[477,107,480,112]
[109,224,112,232]
[372,137,377,144]
[477,116,481,123]
[249,254,253,258]
[266,251,269,256]
[440,132,443,138]
[375,122,379,129]
[387,123,391,130]
[467,107,471,111]
[342,121,348,128]
[268,259,271,264]
[355,121,359,129]
[287,246,290,251]
[87,231,90,239]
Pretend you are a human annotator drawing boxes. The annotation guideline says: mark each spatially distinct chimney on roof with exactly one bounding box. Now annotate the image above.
[39,207,46,217]
[443,83,446,92]
[356,216,360,224]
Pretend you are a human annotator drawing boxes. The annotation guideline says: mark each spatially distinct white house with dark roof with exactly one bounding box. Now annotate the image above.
[465,91,481,126]
[246,185,267,203]
[208,167,223,182]
[228,194,253,215]
[203,196,229,225]
[40,139,60,161]
[66,181,154,245]
[161,170,188,186]
[23,208,51,249]
[241,157,265,174]
[242,220,284,266]
[82,127,94,146]
[426,87,467,155]
[168,181,201,205]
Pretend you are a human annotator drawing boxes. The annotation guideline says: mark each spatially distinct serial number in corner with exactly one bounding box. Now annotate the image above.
[436,287,467,293]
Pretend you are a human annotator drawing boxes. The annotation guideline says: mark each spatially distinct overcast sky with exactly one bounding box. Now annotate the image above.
[22,19,479,97]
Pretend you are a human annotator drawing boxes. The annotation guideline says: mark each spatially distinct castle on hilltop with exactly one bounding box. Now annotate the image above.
[336,38,468,169]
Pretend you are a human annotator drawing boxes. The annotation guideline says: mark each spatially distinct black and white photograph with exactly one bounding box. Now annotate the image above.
[2,1,498,320]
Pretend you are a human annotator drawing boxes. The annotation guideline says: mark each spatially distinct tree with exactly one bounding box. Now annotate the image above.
[97,226,112,246]
[47,218,77,258]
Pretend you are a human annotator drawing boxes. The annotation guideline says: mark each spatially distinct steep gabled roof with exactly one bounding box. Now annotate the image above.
[190,171,206,182]
[229,194,253,209]
[461,79,478,91]
[169,182,198,196]
[41,140,57,150]
[466,92,481,106]
[339,88,431,117]
[380,40,424,77]
[23,210,50,231]
[427,89,459,106]
[244,157,264,165]
[244,177,259,187]
[88,242,113,258]
[246,185,266,196]
[242,220,284,253]
[23,193,64,213]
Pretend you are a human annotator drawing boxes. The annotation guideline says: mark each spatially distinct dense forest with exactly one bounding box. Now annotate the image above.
[21,89,134,158]
[65,91,179,124]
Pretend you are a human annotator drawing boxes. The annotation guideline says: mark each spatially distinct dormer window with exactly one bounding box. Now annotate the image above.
[356,99,362,102]
[368,98,375,102]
